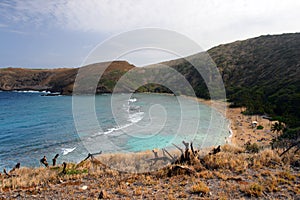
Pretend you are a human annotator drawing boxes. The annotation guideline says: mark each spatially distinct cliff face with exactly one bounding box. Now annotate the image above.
[0,61,134,94]
[0,68,76,92]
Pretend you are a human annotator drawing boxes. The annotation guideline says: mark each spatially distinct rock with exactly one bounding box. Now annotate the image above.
[81,185,88,190]
[98,190,109,199]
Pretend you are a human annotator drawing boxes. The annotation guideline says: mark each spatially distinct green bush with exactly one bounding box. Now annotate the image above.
[66,169,88,175]
[257,125,264,130]
[245,142,260,153]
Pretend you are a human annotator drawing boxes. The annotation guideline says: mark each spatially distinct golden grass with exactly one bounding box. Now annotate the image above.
[221,143,244,154]
[213,171,228,180]
[252,149,282,168]
[278,171,296,181]
[198,170,214,179]
[0,144,299,199]
[95,150,173,173]
[1,167,57,190]
[190,181,210,194]
[241,182,264,197]
[203,152,248,172]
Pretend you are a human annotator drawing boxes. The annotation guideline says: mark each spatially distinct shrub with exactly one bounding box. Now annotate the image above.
[203,152,248,172]
[242,182,263,197]
[66,169,88,175]
[257,125,264,130]
[245,142,260,153]
[253,149,281,168]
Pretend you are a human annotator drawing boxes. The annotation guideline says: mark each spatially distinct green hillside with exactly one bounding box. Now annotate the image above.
[156,33,300,129]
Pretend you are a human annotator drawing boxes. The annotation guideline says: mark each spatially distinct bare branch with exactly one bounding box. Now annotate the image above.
[280,141,300,157]
[190,142,195,156]
[172,143,183,154]
[182,141,189,150]
[162,148,175,161]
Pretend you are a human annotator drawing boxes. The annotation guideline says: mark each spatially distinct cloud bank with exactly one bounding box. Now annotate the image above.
[1,0,299,49]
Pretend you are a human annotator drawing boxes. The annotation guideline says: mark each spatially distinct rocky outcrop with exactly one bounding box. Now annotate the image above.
[0,61,134,95]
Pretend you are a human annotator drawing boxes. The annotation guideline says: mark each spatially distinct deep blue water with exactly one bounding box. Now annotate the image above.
[0,91,229,170]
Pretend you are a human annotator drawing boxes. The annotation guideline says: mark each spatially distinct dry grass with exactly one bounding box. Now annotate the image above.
[198,170,214,179]
[213,171,228,180]
[1,167,58,190]
[202,152,248,172]
[190,181,210,194]
[221,143,244,154]
[1,144,299,199]
[252,149,282,168]
[241,182,264,197]
[95,150,174,173]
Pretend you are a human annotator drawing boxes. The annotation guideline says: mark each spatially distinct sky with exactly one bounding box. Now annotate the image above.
[0,0,299,68]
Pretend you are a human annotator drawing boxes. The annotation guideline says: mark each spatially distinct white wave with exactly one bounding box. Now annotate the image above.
[128,111,144,123]
[12,90,49,93]
[103,122,133,135]
[102,111,144,135]
[41,90,51,93]
[128,98,137,103]
[100,98,143,135]
[61,147,76,155]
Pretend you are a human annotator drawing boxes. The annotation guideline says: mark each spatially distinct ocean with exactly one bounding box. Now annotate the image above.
[0,91,229,170]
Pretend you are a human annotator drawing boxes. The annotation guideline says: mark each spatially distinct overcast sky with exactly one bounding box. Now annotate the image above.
[0,0,299,68]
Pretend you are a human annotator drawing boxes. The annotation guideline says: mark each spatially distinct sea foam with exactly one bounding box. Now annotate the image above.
[61,147,76,155]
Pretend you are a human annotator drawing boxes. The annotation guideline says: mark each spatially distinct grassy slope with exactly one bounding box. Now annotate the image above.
[0,144,299,199]
[150,33,300,128]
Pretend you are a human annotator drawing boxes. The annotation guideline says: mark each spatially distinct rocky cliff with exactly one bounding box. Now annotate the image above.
[0,61,134,95]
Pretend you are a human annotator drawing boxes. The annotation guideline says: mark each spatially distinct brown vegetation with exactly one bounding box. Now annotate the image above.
[1,142,299,199]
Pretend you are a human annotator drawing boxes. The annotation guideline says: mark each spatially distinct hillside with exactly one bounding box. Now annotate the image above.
[150,33,300,128]
[209,33,300,123]
[0,61,134,95]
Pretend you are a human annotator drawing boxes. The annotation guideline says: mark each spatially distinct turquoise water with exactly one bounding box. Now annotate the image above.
[0,91,229,170]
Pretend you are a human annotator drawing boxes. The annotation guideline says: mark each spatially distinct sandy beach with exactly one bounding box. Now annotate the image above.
[225,107,278,147]
[192,97,277,147]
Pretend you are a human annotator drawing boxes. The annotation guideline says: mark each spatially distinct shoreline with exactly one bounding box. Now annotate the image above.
[191,96,277,147]
[0,93,276,171]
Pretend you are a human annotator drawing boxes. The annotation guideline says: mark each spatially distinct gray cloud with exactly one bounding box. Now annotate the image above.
[1,0,300,50]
